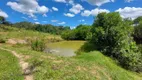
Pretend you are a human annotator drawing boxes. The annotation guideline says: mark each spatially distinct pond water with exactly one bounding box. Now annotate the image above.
[45,41,85,57]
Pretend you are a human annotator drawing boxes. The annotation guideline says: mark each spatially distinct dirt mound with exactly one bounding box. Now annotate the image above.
[6,39,27,45]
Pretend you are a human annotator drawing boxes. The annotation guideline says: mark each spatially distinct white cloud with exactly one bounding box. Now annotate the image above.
[68,0,74,5]
[52,7,58,11]
[70,26,76,29]
[81,8,110,17]
[125,0,133,2]
[84,0,114,6]
[64,13,75,17]
[42,21,47,23]
[54,0,74,5]
[69,4,84,14]
[54,0,66,3]
[7,0,49,18]
[43,14,47,17]
[79,19,85,22]
[0,9,8,18]
[33,18,38,21]
[58,21,66,25]
[22,17,27,20]
[91,8,110,16]
[116,7,142,19]
[35,22,40,24]
[51,20,58,22]
[81,10,91,17]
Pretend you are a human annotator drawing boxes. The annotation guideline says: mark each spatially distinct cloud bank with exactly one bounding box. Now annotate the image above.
[7,0,49,18]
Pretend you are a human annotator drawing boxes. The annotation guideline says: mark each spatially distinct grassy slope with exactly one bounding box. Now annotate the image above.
[1,44,142,80]
[0,25,62,40]
[0,26,142,80]
[0,49,24,80]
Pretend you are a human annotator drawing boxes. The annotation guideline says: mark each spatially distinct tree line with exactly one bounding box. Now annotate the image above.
[12,21,70,35]
[0,16,70,35]
[61,25,92,40]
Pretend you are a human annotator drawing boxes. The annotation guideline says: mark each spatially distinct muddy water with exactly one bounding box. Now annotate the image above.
[45,41,85,57]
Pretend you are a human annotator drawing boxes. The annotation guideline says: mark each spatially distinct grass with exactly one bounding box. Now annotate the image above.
[77,52,142,80]
[0,49,24,80]
[1,44,142,80]
[0,25,62,42]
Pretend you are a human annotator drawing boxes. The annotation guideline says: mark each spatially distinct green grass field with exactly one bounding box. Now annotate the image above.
[0,49,24,80]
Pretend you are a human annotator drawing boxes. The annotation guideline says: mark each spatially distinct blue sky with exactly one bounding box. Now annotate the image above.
[0,0,142,28]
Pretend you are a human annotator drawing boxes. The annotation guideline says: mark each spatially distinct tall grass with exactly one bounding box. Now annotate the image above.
[0,49,23,80]
[31,39,46,52]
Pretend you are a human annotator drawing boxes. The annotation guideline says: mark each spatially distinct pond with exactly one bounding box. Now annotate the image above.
[45,41,85,57]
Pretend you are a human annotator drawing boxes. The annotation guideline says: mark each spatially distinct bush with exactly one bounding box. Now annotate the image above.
[0,38,6,43]
[138,44,142,53]
[31,39,46,52]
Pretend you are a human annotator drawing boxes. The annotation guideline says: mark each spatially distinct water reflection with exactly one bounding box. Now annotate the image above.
[45,48,75,57]
[45,41,85,57]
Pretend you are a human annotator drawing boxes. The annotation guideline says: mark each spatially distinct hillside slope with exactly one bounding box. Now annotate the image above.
[0,44,141,80]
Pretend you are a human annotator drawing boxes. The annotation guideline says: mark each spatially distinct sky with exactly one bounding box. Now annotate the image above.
[0,0,142,28]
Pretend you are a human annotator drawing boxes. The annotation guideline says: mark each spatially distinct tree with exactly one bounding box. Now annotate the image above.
[3,21,12,26]
[90,12,142,72]
[91,12,123,52]
[123,18,133,25]
[134,21,142,44]
[0,16,5,24]
[13,21,35,29]
[61,30,76,40]
[134,16,142,24]
[75,25,91,40]
[61,25,91,40]
[133,17,142,44]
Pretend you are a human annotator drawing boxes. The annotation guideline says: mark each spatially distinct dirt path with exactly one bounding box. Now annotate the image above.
[0,47,33,80]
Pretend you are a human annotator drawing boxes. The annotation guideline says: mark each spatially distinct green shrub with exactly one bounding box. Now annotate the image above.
[0,38,6,43]
[138,44,142,53]
[31,39,46,52]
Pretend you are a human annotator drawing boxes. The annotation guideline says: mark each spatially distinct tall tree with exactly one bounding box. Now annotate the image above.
[0,16,5,24]
[134,16,142,24]
[134,21,142,44]
[90,12,142,72]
